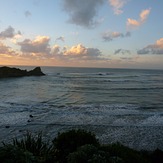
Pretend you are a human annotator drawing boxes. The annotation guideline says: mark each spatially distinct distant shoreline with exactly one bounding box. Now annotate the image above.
[0,65,163,71]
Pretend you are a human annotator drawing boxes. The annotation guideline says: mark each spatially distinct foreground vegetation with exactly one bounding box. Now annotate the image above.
[0,129,163,163]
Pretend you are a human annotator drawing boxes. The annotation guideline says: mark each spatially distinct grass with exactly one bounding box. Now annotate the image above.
[1,132,56,163]
[0,129,163,163]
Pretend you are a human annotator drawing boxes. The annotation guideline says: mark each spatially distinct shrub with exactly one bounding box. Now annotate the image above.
[0,145,35,163]
[150,149,163,163]
[3,132,56,163]
[12,132,49,156]
[53,129,99,162]
[100,143,150,163]
[67,144,111,163]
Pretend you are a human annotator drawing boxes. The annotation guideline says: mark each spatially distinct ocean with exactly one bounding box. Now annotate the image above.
[0,66,163,150]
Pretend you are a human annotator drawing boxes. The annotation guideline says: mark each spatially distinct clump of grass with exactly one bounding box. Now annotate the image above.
[12,132,49,156]
[2,132,56,163]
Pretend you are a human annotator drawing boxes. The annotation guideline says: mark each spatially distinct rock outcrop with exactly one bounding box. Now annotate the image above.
[27,67,45,76]
[0,66,45,78]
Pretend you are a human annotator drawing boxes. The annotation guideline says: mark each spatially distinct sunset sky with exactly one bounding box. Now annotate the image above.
[0,0,163,69]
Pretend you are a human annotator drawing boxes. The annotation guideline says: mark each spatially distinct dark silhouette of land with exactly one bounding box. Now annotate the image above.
[0,66,45,78]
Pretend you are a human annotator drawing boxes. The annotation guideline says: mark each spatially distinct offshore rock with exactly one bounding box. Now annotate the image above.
[0,66,45,78]
[27,67,45,76]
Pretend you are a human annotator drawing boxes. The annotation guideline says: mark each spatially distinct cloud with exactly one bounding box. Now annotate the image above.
[0,42,11,54]
[52,45,61,55]
[102,31,130,41]
[1,32,108,63]
[62,0,104,28]
[120,57,133,61]
[64,44,87,56]
[0,26,21,40]
[114,49,131,54]
[16,35,105,61]
[140,8,151,22]
[108,0,128,15]
[137,38,163,55]
[52,44,104,61]
[18,36,51,55]
[25,10,31,17]
[63,44,102,60]
[55,36,65,42]
[127,8,151,29]
[1,36,52,60]
[0,42,17,57]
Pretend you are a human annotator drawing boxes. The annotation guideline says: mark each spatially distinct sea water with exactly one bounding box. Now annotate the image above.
[0,66,163,150]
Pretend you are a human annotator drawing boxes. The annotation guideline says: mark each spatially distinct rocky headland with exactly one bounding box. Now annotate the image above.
[0,66,45,78]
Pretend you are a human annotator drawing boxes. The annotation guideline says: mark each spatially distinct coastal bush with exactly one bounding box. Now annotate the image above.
[53,129,99,162]
[2,132,56,163]
[67,144,111,163]
[0,144,35,163]
[150,149,163,163]
[100,143,150,163]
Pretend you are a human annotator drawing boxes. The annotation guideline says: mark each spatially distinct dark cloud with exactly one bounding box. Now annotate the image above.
[125,31,131,37]
[120,57,133,60]
[25,11,32,17]
[87,48,101,58]
[114,49,131,55]
[102,31,131,42]
[137,38,163,55]
[137,47,163,55]
[62,0,104,28]
[0,26,21,39]
[55,36,64,42]
[119,57,135,63]
[137,47,151,54]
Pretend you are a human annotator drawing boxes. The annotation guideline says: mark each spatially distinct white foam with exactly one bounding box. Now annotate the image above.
[0,112,29,125]
[141,115,163,126]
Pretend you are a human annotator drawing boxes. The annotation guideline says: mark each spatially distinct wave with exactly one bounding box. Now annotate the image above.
[111,87,163,90]
[1,102,163,151]
[1,103,163,126]
[69,86,163,92]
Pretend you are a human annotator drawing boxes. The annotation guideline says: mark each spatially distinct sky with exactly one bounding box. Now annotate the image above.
[0,0,163,69]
